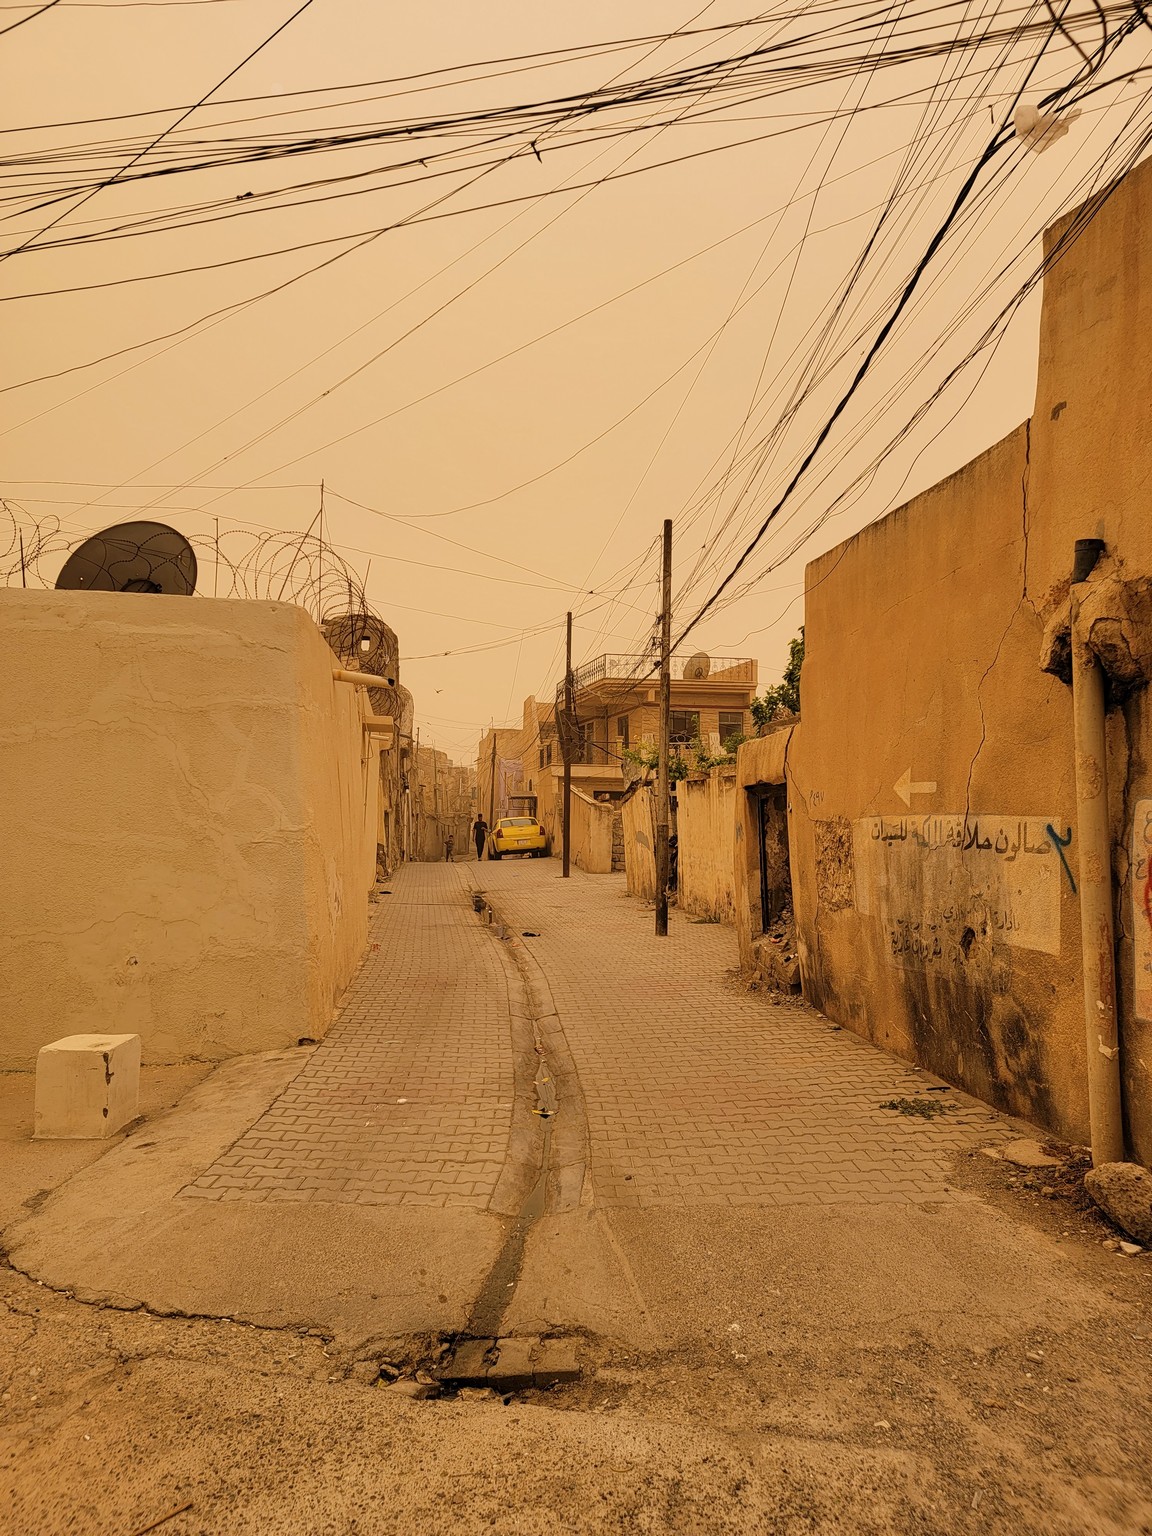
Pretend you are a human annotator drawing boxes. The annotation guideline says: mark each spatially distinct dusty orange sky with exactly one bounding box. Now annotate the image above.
[4,3,1149,762]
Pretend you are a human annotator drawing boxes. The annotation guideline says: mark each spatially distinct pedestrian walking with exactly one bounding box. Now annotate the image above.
[444,831,455,862]
[473,816,488,861]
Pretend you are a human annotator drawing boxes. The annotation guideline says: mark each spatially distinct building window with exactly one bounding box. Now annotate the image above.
[719,711,745,747]
[617,715,630,749]
[670,710,700,744]
[539,749,545,768]
[546,743,553,765]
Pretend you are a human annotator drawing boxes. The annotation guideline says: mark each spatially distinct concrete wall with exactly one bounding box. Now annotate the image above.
[677,768,738,923]
[622,786,657,901]
[733,731,794,969]
[0,590,377,1069]
[568,790,616,874]
[782,157,1152,1159]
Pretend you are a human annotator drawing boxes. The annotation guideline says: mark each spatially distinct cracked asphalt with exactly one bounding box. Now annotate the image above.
[2,863,1151,1535]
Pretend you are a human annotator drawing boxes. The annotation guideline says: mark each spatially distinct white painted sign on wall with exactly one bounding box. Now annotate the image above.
[854,814,1067,966]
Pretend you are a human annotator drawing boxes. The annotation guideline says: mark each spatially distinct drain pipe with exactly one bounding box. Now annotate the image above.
[1069,537,1124,1165]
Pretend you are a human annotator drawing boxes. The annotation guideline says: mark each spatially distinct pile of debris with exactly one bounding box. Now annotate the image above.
[750,905,801,994]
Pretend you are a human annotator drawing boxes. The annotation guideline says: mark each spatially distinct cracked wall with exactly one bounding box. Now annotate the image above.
[785,156,1152,1158]
[0,590,376,1070]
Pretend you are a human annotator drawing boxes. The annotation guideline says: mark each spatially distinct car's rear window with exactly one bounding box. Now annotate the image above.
[500,818,538,827]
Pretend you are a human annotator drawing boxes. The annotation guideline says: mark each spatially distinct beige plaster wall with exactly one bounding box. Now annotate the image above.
[622,787,657,901]
[783,160,1152,1156]
[1026,159,1152,1161]
[677,768,739,923]
[1,590,375,1069]
[787,426,1094,1140]
[568,790,616,875]
[733,730,793,969]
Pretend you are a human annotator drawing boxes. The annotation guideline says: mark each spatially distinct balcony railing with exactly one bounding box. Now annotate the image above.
[556,653,755,697]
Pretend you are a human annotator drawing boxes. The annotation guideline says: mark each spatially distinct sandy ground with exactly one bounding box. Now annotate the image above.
[2,1065,1151,1536]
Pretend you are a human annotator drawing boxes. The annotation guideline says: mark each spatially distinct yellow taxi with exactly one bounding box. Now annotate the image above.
[488,816,549,859]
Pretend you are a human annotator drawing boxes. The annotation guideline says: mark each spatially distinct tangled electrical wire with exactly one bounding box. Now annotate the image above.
[624,0,1152,659]
[4,0,1152,717]
[3,2,1146,286]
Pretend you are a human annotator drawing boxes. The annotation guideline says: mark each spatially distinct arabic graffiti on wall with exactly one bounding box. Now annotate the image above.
[854,815,1066,967]
[1133,798,1152,1023]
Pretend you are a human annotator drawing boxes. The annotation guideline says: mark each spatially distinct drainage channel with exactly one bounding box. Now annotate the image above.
[432,891,580,1394]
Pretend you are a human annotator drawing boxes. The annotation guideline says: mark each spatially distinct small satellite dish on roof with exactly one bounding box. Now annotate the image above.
[683,652,711,680]
[55,521,197,596]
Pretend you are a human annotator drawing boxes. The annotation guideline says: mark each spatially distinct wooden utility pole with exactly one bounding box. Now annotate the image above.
[655,519,672,937]
[562,611,573,878]
[488,730,497,831]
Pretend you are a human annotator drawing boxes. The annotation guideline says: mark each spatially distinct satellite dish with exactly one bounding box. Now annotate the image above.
[683,652,711,681]
[55,521,197,596]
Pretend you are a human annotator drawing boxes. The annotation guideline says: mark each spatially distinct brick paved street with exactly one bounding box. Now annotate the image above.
[182,864,516,1208]
[475,860,1020,1209]
[180,866,1019,1210]
[182,860,1023,1215]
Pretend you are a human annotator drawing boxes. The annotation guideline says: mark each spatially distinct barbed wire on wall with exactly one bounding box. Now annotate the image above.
[0,498,381,632]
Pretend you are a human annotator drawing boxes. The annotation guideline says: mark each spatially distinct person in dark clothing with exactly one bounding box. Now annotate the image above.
[444,831,455,862]
[473,816,489,860]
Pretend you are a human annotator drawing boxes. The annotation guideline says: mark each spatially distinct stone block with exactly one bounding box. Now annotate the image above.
[488,1336,537,1391]
[435,1338,494,1385]
[34,1034,141,1139]
[533,1338,582,1386]
[1085,1161,1152,1244]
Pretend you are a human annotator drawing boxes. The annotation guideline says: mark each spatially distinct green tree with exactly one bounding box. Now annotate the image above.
[621,743,689,783]
[750,628,804,730]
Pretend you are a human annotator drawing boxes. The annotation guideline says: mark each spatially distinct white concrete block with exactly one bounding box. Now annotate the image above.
[34,1034,141,1139]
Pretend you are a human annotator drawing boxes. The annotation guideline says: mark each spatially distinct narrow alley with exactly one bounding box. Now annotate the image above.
[8,11,1152,1535]
[3,865,1150,1536]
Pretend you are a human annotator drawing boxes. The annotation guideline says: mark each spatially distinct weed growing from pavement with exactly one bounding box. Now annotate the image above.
[880,1096,953,1119]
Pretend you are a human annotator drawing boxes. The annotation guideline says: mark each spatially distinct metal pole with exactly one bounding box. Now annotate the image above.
[318,479,325,613]
[488,729,497,850]
[562,611,573,878]
[655,519,672,937]
[1070,549,1124,1165]
[19,530,26,588]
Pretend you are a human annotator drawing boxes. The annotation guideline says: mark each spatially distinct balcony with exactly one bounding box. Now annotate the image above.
[556,653,756,698]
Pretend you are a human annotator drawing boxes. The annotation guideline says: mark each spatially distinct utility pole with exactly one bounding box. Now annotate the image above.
[488,729,497,834]
[655,519,672,937]
[562,611,573,878]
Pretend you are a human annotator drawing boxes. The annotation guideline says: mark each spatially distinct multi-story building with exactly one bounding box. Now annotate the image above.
[501,652,757,847]
[414,746,476,860]
[322,611,413,877]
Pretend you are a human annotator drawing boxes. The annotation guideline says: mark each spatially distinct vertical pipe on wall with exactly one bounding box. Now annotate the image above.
[1070,539,1124,1165]
[562,612,573,878]
[655,519,673,937]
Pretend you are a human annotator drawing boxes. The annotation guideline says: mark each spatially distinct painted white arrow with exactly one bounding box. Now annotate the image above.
[894,768,937,807]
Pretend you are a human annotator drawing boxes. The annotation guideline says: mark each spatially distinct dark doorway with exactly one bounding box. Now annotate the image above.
[754,785,791,931]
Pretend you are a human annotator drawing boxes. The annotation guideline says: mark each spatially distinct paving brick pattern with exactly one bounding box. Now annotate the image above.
[475,862,1023,1208]
[181,864,516,1208]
